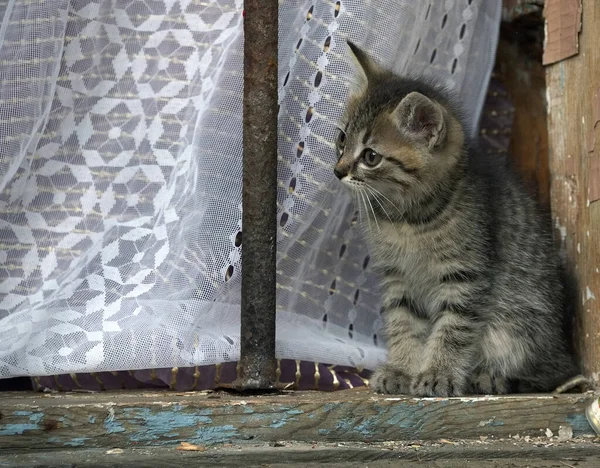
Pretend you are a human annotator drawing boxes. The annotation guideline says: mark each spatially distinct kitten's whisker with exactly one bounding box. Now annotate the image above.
[366,185,403,215]
[359,189,372,232]
[365,187,394,224]
[364,188,381,232]
[365,187,402,236]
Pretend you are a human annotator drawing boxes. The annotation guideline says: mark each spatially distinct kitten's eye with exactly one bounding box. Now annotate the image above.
[362,149,382,167]
[336,129,346,153]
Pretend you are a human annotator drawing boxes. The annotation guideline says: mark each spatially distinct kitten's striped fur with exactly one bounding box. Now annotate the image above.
[334,42,577,396]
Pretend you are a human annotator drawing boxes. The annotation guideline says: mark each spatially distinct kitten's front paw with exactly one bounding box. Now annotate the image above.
[411,369,465,397]
[369,364,411,394]
[469,372,510,395]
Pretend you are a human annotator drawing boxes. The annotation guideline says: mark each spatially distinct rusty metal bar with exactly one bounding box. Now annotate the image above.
[234,0,279,390]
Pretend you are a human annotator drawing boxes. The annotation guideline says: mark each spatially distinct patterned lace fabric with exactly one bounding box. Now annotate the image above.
[0,1,501,381]
[33,72,514,393]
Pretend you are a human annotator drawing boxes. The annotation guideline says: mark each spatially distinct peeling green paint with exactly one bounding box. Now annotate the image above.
[323,403,343,412]
[381,403,423,430]
[269,409,304,429]
[124,406,213,442]
[566,413,592,434]
[103,411,125,434]
[1,394,594,449]
[64,437,90,447]
[335,418,353,432]
[46,436,90,447]
[353,417,377,437]
[58,416,71,428]
[269,420,286,429]
[0,424,39,436]
[192,425,239,444]
[11,411,43,424]
[478,417,505,427]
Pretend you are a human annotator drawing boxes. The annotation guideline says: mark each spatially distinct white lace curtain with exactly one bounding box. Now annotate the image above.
[0,0,500,378]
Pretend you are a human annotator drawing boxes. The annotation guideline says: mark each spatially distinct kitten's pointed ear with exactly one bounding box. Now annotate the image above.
[393,92,447,150]
[346,41,383,92]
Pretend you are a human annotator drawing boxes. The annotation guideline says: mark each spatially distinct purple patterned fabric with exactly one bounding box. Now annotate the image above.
[478,73,515,158]
[33,360,371,392]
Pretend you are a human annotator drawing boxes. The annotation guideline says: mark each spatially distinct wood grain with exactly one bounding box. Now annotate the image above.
[497,16,550,207]
[0,390,596,450]
[545,0,600,380]
[3,441,600,467]
[543,0,582,65]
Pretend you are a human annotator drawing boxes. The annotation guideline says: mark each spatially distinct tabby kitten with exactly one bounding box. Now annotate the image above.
[334,42,577,396]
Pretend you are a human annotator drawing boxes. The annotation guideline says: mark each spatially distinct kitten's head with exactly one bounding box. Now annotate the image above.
[334,42,466,204]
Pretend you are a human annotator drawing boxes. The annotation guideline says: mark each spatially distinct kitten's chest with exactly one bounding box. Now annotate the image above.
[369,221,432,259]
[368,222,440,284]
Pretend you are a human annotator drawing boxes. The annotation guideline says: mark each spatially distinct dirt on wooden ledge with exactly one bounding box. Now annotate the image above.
[2,437,600,467]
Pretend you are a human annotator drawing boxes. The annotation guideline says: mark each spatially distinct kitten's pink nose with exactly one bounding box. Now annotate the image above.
[334,167,346,179]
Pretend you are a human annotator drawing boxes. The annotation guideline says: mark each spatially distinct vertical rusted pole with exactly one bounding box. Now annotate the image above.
[234,0,278,390]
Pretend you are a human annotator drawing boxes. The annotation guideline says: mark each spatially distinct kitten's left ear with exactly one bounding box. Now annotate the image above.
[393,92,447,150]
[346,41,383,93]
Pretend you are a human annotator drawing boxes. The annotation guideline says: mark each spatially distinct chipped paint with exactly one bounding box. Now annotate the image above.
[0,411,44,435]
[334,418,355,433]
[586,286,596,301]
[323,403,343,412]
[64,437,90,447]
[352,417,378,437]
[13,411,43,424]
[58,416,71,428]
[0,424,40,436]
[566,413,593,435]
[381,403,426,430]
[478,417,505,427]
[1,394,596,448]
[269,409,304,429]
[103,407,125,434]
[559,62,566,90]
[124,406,213,442]
[192,425,239,444]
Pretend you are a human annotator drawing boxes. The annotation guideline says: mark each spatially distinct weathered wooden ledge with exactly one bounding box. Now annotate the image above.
[3,440,600,467]
[0,389,598,451]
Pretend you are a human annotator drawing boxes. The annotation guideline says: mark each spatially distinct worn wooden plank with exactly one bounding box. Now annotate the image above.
[545,0,600,381]
[542,0,582,65]
[0,390,596,450]
[2,440,600,467]
[497,16,550,207]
